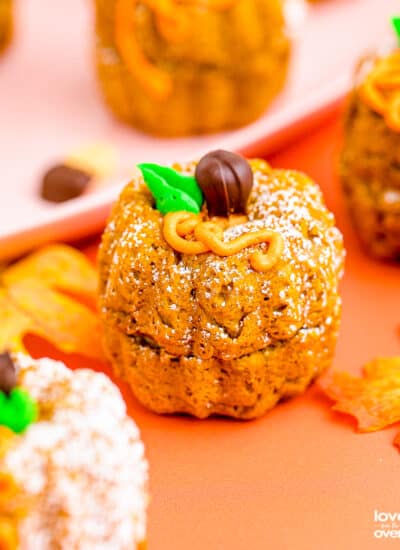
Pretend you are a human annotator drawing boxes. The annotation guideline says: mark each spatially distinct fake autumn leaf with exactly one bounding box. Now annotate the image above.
[320,357,400,432]
[2,244,97,303]
[0,245,104,361]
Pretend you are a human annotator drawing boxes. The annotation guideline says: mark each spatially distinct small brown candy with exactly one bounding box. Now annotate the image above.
[195,150,254,217]
[40,164,92,203]
[0,352,17,394]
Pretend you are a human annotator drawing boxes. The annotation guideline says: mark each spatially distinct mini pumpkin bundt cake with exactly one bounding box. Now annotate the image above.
[94,0,290,136]
[0,0,12,53]
[0,352,148,550]
[340,48,400,261]
[99,150,344,419]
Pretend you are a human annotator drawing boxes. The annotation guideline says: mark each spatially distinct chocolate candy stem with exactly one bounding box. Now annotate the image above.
[0,353,16,395]
[195,150,253,216]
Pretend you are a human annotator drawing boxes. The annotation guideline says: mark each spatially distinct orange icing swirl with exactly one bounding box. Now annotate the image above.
[163,212,209,254]
[360,50,400,132]
[115,0,236,100]
[163,212,284,271]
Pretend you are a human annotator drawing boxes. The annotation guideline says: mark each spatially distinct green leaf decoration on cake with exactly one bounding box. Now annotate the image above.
[392,16,400,44]
[138,163,203,214]
[0,388,38,434]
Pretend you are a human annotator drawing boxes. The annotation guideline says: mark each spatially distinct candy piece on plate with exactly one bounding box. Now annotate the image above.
[320,356,400,432]
[40,143,118,203]
[40,164,92,203]
[66,142,118,179]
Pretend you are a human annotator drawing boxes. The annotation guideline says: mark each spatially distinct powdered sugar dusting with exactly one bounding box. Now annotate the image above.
[3,354,148,550]
[100,160,344,361]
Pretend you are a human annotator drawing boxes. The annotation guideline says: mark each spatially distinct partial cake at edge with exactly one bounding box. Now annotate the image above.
[0,353,148,550]
[340,49,400,261]
[0,0,12,53]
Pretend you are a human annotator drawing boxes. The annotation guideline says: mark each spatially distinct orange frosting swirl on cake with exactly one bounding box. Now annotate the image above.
[163,211,284,271]
[360,50,400,132]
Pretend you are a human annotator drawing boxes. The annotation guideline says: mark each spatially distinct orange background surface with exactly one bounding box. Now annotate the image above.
[27,113,400,550]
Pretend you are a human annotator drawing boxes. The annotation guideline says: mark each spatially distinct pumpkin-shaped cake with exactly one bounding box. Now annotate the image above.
[99,151,344,419]
[340,49,400,261]
[0,0,12,53]
[94,0,290,136]
[0,353,148,550]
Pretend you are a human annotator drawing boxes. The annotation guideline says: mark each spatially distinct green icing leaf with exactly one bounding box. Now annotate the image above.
[138,163,202,214]
[0,388,38,434]
[392,16,400,44]
[139,163,203,208]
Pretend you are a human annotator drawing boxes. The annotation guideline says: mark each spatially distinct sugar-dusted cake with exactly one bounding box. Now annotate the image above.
[340,49,400,261]
[0,352,148,550]
[99,150,344,419]
[94,0,290,136]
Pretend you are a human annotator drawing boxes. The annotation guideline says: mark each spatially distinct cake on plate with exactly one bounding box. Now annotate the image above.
[95,0,290,136]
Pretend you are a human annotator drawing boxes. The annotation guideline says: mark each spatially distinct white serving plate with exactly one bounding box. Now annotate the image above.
[0,0,398,260]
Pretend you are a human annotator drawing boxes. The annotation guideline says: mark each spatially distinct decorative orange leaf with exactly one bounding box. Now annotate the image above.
[2,245,97,305]
[0,245,103,361]
[0,290,31,353]
[320,357,400,432]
